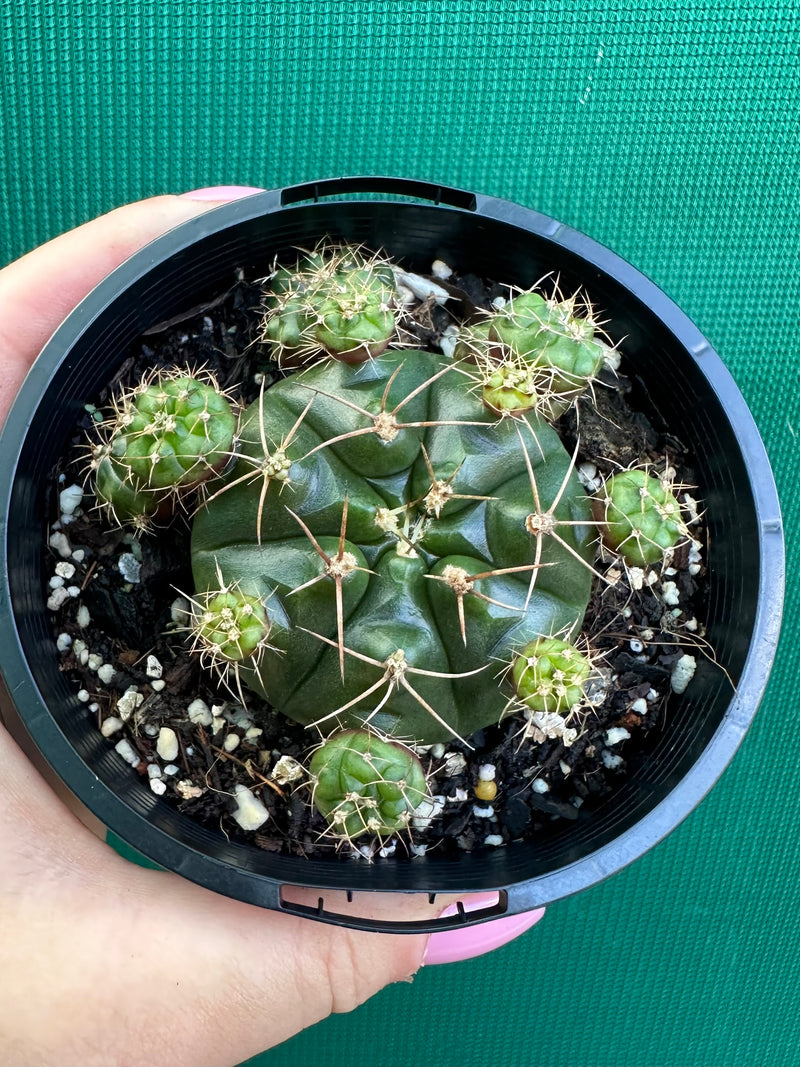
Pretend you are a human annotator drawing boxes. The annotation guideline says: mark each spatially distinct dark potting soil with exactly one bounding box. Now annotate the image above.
[46,262,710,861]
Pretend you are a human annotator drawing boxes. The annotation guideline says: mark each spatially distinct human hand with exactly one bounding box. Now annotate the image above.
[0,190,544,1067]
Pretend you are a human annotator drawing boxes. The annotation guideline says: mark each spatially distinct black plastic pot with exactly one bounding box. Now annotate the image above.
[0,177,784,933]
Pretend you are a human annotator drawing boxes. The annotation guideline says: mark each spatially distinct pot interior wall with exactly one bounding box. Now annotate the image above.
[3,199,761,898]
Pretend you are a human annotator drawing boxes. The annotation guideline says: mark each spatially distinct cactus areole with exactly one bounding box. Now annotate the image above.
[190,348,595,745]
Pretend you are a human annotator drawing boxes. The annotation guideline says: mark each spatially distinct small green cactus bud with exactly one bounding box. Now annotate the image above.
[92,370,237,525]
[512,636,592,714]
[599,469,686,566]
[481,356,541,416]
[193,588,271,662]
[309,729,429,839]
[262,247,398,364]
[489,290,605,414]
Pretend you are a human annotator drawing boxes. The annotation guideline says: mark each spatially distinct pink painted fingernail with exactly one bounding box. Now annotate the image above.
[423,893,545,966]
[179,185,266,201]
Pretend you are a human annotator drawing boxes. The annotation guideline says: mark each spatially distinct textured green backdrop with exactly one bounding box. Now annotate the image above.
[2,3,798,1065]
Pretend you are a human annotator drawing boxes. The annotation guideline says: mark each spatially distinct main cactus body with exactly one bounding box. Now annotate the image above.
[191,347,595,744]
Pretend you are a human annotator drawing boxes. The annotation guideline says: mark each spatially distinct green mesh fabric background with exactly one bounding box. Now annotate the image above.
[2,2,798,1065]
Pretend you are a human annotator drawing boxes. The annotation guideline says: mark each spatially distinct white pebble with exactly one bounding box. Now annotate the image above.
[176,780,204,800]
[484,834,504,847]
[559,760,571,776]
[76,605,91,628]
[163,764,179,776]
[78,648,90,666]
[627,567,645,591]
[378,840,397,858]
[661,580,680,606]
[244,726,263,740]
[441,751,467,776]
[151,679,166,692]
[145,655,163,679]
[602,751,624,769]
[56,633,72,652]
[410,843,428,857]
[412,794,445,829]
[170,597,191,625]
[156,727,179,761]
[270,754,304,784]
[100,716,123,737]
[149,778,167,796]
[629,638,644,653]
[477,763,496,782]
[66,585,80,598]
[684,616,699,632]
[450,787,469,803]
[429,742,446,759]
[670,654,697,695]
[630,698,648,715]
[223,733,240,753]
[605,727,631,746]
[77,689,90,703]
[47,587,70,611]
[531,778,550,794]
[71,549,86,564]
[49,531,72,558]
[147,763,162,779]
[49,575,65,590]
[431,258,453,280]
[114,739,141,766]
[88,703,99,714]
[144,724,159,737]
[472,804,495,819]
[117,687,143,721]
[392,267,450,305]
[118,553,142,583]
[87,653,103,672]
[232,784,270,831]
[55,561,76,580]
[59,484,83,517]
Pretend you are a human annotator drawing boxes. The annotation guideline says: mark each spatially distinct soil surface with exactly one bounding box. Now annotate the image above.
[47,259,709,861]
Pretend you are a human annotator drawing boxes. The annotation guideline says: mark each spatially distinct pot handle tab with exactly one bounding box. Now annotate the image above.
[279,175,478,212]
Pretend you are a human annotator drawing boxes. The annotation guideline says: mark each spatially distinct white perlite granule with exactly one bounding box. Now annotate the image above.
[671,654,697,694]
[605,727,631,746]
[232,784,270,831]
[116,687,143,721]
[59,484,83,517]
[118,553,142,583]
[114,739,141,767]
[270,754,304,784]
[156,727,179,762]
[187,698,213,726]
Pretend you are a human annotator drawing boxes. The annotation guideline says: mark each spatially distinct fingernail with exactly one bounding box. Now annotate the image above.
[423,894,545,966]
[179,185,266,201]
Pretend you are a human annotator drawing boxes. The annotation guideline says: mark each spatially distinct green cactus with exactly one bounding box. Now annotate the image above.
[262,245,398,365]
[462,289,607,419]
[309,729,429,839]
[92,370,237,525]
[599,468,686,566]
[191,346,596,745]
[511,636,592,715]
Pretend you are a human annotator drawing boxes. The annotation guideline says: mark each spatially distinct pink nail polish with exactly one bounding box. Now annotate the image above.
[179,185,266,201]
[424,894,545,966]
